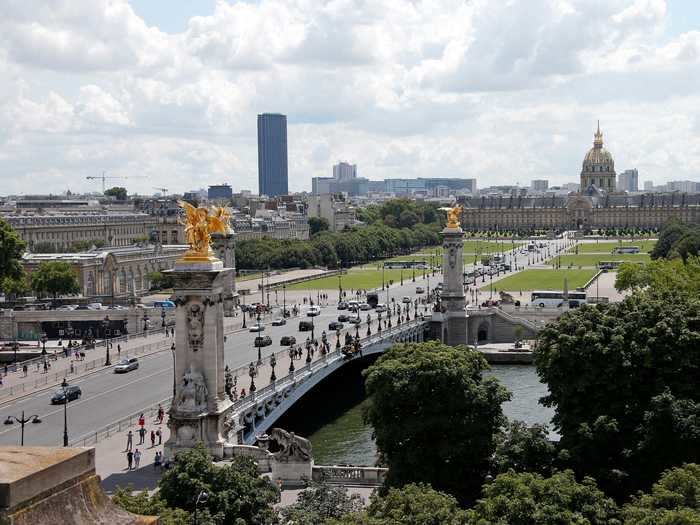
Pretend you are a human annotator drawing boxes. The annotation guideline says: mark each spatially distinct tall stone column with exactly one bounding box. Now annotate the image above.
[211,231,238,317]
[439,221,468,346]
[163,259,234,460]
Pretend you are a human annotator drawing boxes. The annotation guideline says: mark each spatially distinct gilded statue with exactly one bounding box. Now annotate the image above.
[178,201,229,261]
[446,205,463,229]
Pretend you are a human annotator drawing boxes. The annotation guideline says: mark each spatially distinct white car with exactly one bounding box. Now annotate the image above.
[375,303,387,313]
[402,296,412,303]
[307,306,321,317]
[359,303,371,311]
[249,324,265,332]
[415,286,425,294]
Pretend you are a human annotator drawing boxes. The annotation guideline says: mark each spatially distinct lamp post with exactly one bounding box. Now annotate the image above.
[61,378,69,446]
[248,362,257,393]
[102,315,111,366]
[336,329,341,350]
[283,284,287,318]
[270,354,277,383]
[4,411,41,446]
[170,343,176,398]
[161,307,166,328]
[337,263,343,299]
[142,314,149,333]
[40,333,47,356]
[194,490,209,525]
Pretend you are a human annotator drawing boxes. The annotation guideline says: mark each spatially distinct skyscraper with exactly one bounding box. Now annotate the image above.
[617,169,639,192]
[257,113,288,197]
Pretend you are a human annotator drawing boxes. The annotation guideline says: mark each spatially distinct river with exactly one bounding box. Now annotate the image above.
[281,363,555,466]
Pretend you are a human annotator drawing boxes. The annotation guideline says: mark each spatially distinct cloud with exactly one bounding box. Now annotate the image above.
[0,0,698,195]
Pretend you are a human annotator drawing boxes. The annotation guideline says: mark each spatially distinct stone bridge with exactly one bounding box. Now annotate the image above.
[224,319,428,448]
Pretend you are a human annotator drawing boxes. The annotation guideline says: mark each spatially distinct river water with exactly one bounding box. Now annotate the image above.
[298,364,555,466]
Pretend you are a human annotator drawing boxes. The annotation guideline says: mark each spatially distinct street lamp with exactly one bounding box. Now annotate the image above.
[283,284,287,318]
[40,333,47,356]
[61,378,69,446]
[102,315,111,366]
[142,314,149,333]
[161,307,166,328]
[248,362,257,393]
[270,354,277,383]
[170,342,176,398]
[4,411,41,446]
[288,346,295,374]
[12,341,18,365]
[194,490,209,525]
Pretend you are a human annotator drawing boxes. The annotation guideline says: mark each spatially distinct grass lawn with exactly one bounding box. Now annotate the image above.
[238,272,263,281]
[287,268,427,290]
[570,240,656,254]
[550,253,650,267]
[480,269,597,292]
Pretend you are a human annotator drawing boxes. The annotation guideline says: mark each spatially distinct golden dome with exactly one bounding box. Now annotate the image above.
[582,121,614,169]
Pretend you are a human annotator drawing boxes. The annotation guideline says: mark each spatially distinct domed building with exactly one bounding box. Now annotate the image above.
[580,122,616,193]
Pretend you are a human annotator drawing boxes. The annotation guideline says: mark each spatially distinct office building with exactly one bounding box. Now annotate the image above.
[531,180,549,192]
[257,113,289,197]
[666,180,700,193]
[312,161,368,196]
[644,181,654,191]
[617,169,639,192]
[333,162,357,181]
[384,178,477,196]
[208,184,233,201]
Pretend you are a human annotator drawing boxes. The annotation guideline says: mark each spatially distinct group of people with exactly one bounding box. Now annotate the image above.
[124,405,166,471]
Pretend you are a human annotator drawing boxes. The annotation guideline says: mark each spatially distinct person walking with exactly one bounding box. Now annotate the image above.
[126,450,133,470]
[117,344,121,357]
[157,405,164,424]
[134,448,141,469]
[138,413,145,429]
[150,430,156,448]
[126,430,133,451]
[156,428,162,445]
[138,426,146,445]
[154,451,162,471]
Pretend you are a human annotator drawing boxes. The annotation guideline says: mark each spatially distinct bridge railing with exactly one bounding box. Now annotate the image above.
[312,465,388,486]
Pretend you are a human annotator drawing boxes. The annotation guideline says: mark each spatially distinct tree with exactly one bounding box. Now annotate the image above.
[104,186,128,201]
[535,294,700,498]
[309,217,330,236]
[468,470,620,525]
[112,487,194,525]
[157,443,278,524]
[615,258,700,295]
[1,275,30,298]
[328,483,469,525]
[0,218,26,281]
[363,342,511,504]
[281,481,365,524]
[31,261,80,298]
[398,210,420,229]
[622,464,700,525]
[491,420,556,477]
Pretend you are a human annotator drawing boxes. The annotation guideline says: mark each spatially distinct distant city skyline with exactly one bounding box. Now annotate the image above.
[257,113,289,197]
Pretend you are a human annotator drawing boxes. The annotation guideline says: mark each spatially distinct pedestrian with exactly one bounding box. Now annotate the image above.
[150,430,156,447]
[134,448,141,469]
[171,342,175,351]
[138,413,145,428]
[154,451,162,471]
[138,426,146,445]
[156,428,162,445]
[126,450,133,470]
[117,344,121,356]
[69,362,75,374]
[3,364,7,376]
[43,361,48,373]
[157,404,164,424]
[126,430,133,451]
[22,364,28,377]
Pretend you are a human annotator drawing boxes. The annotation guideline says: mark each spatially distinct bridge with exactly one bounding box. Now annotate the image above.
[224,318,427,449]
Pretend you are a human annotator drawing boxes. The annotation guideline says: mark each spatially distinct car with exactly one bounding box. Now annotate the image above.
[402,296,412,303]
[249,324,265,332]
[359,303,371,311]
[348,317,361,325]
[374,303,387,313]
[114,357,139,373]
[271,318,286,326]
[337,301,348,310]
[329,321,344,330]
[51,385,81,404]
[338,313,351,322]
[298,320,313,331]
[347,300,359,309]
[74,305,90,310]
[280,335,296,346]
[87,303,103,310]
[153,300,175,309]
[415,286,425,294]
[254,335,273,347]
[307,306,321,317]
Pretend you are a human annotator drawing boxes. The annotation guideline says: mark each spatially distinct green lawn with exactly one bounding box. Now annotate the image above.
[550,253,650,267]
[287,268,428,290]
[569,240,656,254]
[480,269,597,292]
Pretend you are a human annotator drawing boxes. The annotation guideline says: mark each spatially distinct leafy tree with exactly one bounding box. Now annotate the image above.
[104,186,128,200]
[363,342,511,504]
[0,275,29,298]
[31,261,80,298]
[309,217,331,235]
[468,470,620,525]
[281,481,365,524]
[112,487,194,525]
[622,464,700,525]
[491,420,556,477]
[398,210,420,229]
[68,239,106,252]
[535,294,700,498]
[157,443,279,524]
[615,257,700,294]
[328,483,469,525]
[0,218,26,281]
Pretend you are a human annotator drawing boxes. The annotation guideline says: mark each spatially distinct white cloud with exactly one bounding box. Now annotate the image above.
[0,0,698,195]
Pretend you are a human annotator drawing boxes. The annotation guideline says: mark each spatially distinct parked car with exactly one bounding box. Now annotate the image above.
[338,313,351,322]
[114,357,139,373]
[51,385,81,404]
[254,335,273,347]
[271,318,286,326]
[374,303,387,313]
[337,301,348,310]
[298,320,313,331]
[359,303,371,311]
[347,317,361,325]
[74,305,90,310]
[87,303,103,310]
[402,296,412,303]
[249,324,265,332]
[329,321,344,330]
[280,335,296,346]
[415,286,425,294]
[307,306,321,317]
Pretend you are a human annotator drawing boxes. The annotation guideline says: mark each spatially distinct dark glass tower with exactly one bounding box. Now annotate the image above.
[257,113,288,197]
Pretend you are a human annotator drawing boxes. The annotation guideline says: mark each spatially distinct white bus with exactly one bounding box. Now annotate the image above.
[613,246,640,254]
[529,290,587,308]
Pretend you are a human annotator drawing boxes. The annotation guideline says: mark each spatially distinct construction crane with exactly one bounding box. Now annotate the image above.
[86,172,128,194]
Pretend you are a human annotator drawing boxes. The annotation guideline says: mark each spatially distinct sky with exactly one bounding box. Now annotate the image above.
[1,0,700,196]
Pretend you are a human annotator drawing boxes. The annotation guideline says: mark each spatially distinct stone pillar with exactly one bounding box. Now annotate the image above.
[164,260,234,460]
[210,231,238,317]
[440,224,468,346]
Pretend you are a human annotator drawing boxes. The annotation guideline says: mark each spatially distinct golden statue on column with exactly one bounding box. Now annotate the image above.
[446,205,463,229]
[177,201,230,262]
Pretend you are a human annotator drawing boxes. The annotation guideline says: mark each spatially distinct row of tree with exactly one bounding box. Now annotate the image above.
[649,219,700,260]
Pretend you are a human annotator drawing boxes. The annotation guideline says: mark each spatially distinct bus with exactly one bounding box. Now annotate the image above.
[613,246,640,254]
[529,290,587,308]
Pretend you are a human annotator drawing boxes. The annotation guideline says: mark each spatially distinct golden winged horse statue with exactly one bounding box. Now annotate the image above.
[177,201,230,262]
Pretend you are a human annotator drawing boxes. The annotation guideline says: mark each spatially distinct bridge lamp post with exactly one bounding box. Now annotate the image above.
[4,411,41,446]
[248,363,257,394]
[40,332,47,356]
[61,378,69,446]
[377,312,382,333]
[283,284,287,318]
[102,315,111,366]
[305,339,312,364]
[161,307,166,328]
[270,354,277,383]
[288,347,295,374]
[335,329,341,350]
